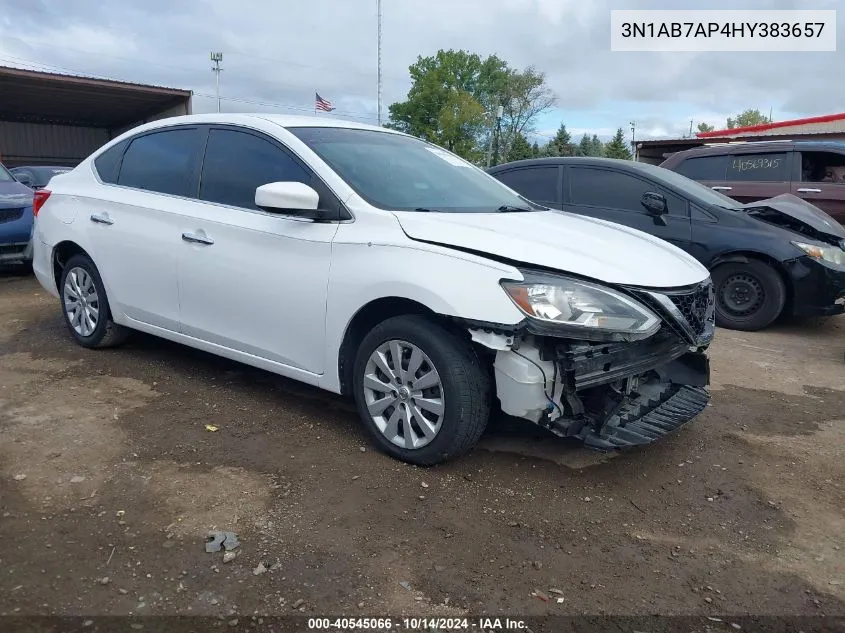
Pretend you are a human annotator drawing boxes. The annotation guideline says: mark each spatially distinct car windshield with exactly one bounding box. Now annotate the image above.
[288,126,542,212]
[635,162,743,209]
[0,163,14,182]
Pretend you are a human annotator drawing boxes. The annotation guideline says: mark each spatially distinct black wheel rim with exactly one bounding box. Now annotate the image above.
[719,272,764,317]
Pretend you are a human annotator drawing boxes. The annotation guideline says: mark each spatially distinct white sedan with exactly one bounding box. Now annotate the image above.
[32,114,715,465]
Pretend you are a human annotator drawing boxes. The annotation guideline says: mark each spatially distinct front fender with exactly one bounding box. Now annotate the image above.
[319,241,525,392]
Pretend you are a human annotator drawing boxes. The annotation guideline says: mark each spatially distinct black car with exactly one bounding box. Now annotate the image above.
[9,165,72,190]
[488,157,845,331]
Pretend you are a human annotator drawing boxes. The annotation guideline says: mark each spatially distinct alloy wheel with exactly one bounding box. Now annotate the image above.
[63,266,100,337]
[362,339,445,450]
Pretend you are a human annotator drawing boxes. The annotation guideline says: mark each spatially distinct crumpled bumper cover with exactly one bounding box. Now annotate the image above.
[579,382,710,450]
[565,350,711,451]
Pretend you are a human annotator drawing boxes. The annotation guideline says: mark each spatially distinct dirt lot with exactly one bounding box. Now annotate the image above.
[1,272,844,624]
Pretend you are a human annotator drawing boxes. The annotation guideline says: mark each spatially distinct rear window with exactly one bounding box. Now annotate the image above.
[726,152,789,182]
[494,167,559,205]
[117,129,201,196]
[94,140,129,184]
[674,155,727,181]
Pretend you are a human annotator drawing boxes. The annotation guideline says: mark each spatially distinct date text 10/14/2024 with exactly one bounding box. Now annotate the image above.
[307,617,527,630]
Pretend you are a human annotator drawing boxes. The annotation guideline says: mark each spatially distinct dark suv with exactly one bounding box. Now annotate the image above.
[660,140,845,225]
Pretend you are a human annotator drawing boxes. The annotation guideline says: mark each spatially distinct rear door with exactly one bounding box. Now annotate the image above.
[790,148,845,224]
[563,166,692,249]
[87,126,204,331]
[492,165,561,209]
[672,154,729,191]
[721,149,792,204]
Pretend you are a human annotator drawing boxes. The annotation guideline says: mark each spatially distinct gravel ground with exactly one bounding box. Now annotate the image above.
[0,271,843,626]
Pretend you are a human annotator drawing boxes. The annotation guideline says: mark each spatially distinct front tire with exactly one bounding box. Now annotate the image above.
[59,254,129,348]
[712,260,785,331]
[352,315,490,466]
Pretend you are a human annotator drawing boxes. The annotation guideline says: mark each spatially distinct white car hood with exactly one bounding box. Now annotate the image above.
[394,210,709,288]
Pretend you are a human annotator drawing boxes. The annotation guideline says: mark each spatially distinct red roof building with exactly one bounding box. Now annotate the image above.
[696,112,845,140]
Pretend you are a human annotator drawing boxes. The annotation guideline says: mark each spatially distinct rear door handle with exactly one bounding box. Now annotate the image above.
[711,186,732,191]
[182,231,214,245]
[90,213,114,225]
[797,188,822,193]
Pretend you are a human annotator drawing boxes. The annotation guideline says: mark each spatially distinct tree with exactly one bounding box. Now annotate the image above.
[603,128,632,160]
[546,123,574,156]
[387,50,499,159]
[578,133,591,156]
[531,142,540,157]
[387,49,556,161]
[726,109,771,129]
[696,122,715,133]
[508,132,534,161]
[590,135,604,157]
[497,66,557,160]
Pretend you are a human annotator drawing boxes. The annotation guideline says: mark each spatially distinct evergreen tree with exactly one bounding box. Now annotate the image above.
[603,128,632,160]
[578,133,591,156]
[548,123,574,156]
[508,132,535,161]
[590,134,604,157]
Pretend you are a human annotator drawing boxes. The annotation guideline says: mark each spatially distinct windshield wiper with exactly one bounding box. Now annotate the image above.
[497,205,534,213]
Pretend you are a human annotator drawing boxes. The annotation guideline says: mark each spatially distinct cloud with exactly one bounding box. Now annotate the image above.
[0,0,842,135]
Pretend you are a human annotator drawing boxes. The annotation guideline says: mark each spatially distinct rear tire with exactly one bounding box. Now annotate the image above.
[352,315,490,466]
[712,260,785,331]
[59,254,129,348]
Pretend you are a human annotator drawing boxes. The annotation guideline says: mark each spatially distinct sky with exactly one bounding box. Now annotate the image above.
[1,0,843,144]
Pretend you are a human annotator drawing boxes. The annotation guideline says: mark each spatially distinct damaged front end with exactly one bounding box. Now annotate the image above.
[470,275,715,451]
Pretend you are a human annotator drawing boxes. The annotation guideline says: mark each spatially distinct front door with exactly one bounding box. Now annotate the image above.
[563,166,692,251]
[176,127,339,374]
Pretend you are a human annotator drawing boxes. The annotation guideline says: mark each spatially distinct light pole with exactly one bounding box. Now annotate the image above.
[491,105,504,167]
[211,52,223,113]
[377,0,382,125]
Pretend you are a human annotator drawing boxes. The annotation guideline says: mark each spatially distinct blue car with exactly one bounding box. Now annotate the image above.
[0,162,35,266]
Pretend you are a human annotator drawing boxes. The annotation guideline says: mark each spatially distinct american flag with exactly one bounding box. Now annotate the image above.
[315,93,335,112]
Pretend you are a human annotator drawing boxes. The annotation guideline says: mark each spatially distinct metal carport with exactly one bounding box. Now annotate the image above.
[0,66,192,168]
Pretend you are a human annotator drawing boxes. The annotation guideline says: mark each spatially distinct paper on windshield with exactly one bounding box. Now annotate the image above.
[425,147,470,167]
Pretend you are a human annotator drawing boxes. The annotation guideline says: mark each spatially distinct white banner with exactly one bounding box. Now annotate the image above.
[610,10,836,52]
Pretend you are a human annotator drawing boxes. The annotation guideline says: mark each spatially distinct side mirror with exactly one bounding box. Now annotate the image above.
[641,191,668,215]
[15,173,34,187]
[255,182,331,221]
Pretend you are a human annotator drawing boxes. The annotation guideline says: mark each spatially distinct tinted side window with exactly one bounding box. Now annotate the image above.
[495,167,559,204]
[118,129,201,196]
[199,129,311,209]
[726,152,789,182]
[94,139,129,184]
[570,168,687,216]
[675,155,728,181]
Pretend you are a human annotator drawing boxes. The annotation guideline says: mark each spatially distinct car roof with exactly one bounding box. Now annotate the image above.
[11,165,70,171]
[488,156,652,172]
[665,139,845,161]
[122,112,399,135]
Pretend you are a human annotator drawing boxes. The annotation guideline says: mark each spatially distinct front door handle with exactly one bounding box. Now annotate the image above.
[90,213,114,225]
[182,231,214,245]
[711,186,732,191]
[797,188,822,193]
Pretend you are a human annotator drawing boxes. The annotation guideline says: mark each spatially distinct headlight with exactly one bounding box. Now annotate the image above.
[501,272,661,341]
[792,241,845,266]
